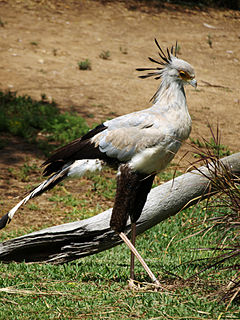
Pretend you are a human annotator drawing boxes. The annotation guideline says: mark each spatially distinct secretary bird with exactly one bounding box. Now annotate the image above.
[0,39,196,287]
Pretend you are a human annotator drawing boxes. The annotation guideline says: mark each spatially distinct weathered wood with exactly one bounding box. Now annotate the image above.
[0,153,240,264]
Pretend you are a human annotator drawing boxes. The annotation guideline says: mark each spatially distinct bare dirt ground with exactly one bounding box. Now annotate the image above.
[0,0,240,233]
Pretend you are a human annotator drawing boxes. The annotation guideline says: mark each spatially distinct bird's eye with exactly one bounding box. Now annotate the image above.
[179,70,191,80]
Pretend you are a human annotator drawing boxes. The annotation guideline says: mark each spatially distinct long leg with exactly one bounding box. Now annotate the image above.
[129,173,155,282]
[119,231,160,286]
[110,165,159,285]
[130,222,136,280]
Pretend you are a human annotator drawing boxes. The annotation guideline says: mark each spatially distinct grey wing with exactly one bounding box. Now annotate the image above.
[103,109,156,130]
[92,117,166,162]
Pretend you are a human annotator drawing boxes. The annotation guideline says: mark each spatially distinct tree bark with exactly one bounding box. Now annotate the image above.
[0,153,240,264]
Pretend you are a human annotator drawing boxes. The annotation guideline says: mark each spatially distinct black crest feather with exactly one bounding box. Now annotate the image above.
[136,39,178,80]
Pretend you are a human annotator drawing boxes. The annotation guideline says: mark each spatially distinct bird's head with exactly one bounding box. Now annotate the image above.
[136,39,197,89]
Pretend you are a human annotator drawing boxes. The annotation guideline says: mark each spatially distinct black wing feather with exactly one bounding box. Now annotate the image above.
[42,124,112,176]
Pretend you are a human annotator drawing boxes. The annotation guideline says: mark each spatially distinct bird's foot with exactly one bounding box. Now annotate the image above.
[128,278,137,290]
[128,279,164,292]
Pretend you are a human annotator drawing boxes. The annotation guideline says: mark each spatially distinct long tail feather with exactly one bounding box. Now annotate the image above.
[0,167,70,229]
[0,159,103,229]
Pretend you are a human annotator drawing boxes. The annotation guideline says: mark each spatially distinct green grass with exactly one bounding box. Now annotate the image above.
[99,50,111,60]
[119,46,128,55]
[0,18,5,28]
[30,41,38,46]
[190,136,231,158]
[47,193,100,221]
[78,59,92,70]
[207,34,213,48]
[0,91,89,154]
[0,204,239,319]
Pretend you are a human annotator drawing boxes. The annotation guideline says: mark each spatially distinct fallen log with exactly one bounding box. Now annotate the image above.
[0,152,240,264]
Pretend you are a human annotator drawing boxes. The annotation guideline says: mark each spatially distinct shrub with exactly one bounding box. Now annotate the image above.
[78,59,91,70]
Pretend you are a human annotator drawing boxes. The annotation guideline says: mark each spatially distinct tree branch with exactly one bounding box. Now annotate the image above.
[0,153,240,264]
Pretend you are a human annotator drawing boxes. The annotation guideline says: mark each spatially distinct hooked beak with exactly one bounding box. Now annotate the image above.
[189,78,197,88]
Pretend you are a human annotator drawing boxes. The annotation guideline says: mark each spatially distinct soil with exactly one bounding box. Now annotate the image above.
[0,0,240,233]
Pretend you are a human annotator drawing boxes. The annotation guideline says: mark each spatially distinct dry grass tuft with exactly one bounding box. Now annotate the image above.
[187,126,240,305]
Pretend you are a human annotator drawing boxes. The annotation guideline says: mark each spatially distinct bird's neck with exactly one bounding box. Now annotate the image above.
[152,77,186,110]
[151,76,192,142]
